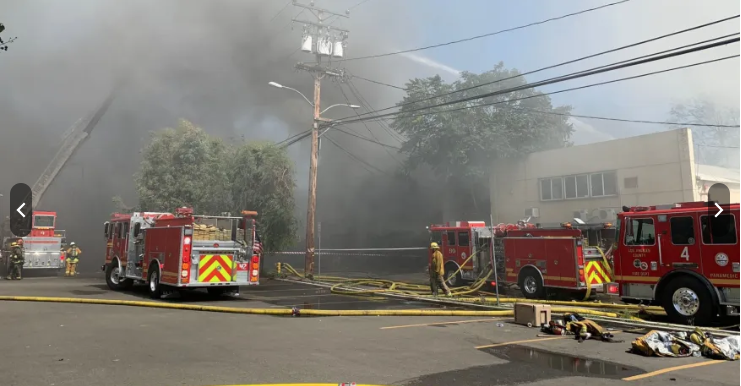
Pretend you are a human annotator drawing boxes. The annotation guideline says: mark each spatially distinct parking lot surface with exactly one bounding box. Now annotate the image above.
[0,277,737,386]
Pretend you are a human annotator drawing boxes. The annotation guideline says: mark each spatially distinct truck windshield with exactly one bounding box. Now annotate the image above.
[34,215,55,228]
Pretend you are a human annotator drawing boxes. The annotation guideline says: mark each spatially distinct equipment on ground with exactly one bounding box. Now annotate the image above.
[101,207,262,299]
[427,220,615,299]
[604,201,740,325]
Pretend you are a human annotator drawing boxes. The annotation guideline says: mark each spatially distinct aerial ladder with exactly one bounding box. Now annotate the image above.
[1,86,119,263]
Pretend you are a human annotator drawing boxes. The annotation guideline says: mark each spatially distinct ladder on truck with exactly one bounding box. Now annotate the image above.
[1,86,119,238]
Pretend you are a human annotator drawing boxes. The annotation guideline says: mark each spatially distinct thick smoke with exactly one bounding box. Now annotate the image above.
[1,0,444,271]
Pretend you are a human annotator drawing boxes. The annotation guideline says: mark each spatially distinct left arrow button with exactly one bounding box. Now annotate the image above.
[10,183,32,237]
[16,203,26,217]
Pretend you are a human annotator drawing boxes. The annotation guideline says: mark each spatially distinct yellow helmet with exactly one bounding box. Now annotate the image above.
[10,242,17,247]
[430,242,440,250]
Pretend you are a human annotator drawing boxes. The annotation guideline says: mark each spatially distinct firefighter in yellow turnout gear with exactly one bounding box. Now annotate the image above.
[429,242,451,297]
[65,242,81,276]
[5,241,24,280]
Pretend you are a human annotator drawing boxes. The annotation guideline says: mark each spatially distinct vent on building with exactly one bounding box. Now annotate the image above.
[525,207,540,218]
[624,177,638,189]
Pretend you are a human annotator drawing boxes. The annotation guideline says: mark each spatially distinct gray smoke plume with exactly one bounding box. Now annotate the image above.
[0,0,443,271]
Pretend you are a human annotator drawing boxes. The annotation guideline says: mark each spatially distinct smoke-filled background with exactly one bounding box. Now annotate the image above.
[1,0,739,273]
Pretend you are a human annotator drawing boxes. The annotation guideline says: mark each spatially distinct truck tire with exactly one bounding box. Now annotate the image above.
[662,275,715,325]
[518,268,545,299]
[147,268,163,300]
[105,261,133,291]
[444,262,463,288]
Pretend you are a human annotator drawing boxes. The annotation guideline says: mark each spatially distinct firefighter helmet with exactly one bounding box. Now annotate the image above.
[430,242,440,250]
[70,242,76,246]
[10,242,17,247]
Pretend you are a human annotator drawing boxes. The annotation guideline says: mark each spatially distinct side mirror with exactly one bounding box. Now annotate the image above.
[104,222,110,238]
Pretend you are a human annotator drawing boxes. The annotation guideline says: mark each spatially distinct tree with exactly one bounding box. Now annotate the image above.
[391,63,573,216]
[134,119,297,251]
[668,98,740,167]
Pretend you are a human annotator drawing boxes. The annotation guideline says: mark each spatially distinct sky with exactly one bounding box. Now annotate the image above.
[0,0,739,264]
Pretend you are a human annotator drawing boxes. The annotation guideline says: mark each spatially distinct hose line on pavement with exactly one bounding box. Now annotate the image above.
[277,263,664,314]
[0,295,623,317]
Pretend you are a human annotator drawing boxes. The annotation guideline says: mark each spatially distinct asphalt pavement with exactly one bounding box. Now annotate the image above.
[0,277,738,386]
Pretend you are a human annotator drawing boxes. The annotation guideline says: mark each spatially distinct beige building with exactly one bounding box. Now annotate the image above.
[490,128,740,225]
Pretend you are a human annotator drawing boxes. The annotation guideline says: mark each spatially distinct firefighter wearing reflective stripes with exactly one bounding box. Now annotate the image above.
[5,242,24,280]
[429,242,451,297]
[65,242,81,276]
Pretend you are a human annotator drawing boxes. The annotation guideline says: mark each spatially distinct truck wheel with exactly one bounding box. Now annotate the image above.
[518,268,545,299]
[147,268,163,300]
[105,261,133,291]
[662,276,715,325]
[444,263,463,287]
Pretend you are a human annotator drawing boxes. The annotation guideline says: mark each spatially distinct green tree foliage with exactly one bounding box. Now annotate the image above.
[134,119,297,251]
[391,63,573,213]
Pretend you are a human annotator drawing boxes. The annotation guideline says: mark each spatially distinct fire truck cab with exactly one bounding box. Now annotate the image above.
[102,207,262,299]
[607,201,740,324]
[428,220,614,299]
[2,211,66,273]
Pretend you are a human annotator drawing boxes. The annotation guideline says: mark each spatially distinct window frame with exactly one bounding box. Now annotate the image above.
[540,178,565,201]
[446,231,456,246]
[458,231,470,247]
[590,171,618,197]
[564,174,590,199]
[699,213,738,245]
[623,217,657,246]
[669,216,696,246]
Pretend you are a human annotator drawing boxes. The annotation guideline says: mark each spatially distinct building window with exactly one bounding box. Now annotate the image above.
[540,178,564,201]
[590,171,617,197]
[564,174,590,199]
[624,177,638,189]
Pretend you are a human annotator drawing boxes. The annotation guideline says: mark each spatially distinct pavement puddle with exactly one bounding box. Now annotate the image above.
[480,344,643,380]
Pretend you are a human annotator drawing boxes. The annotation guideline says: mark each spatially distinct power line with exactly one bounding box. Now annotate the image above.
[352,74,407,90]
[349,0,373,10]
[348,55,740,127]
[501,106,741,128]
[331,37,741,126]
[334,126,402,149]
[334,0,632,62]
[269,0,293,22]
[343,15,740,119]
[346,80,406,142]
[336,82,404,164]
[323,134,387,174]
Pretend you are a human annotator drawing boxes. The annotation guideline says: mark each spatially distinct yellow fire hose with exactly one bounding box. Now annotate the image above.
[0,295,620,317]
[277,263,659,315]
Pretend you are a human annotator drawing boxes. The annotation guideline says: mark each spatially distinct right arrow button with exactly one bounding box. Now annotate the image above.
[714,202,724,218]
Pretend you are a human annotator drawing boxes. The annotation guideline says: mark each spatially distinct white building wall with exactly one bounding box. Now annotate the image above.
[490,128,699,224]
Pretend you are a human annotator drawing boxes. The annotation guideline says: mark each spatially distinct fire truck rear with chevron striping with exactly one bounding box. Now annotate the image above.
[428,220,615,299]
[102,207,262,299]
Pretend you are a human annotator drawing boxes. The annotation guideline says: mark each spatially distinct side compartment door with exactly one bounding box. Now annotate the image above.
[662,213,702,275]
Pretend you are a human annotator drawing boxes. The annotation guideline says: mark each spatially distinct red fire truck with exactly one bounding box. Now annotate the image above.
[427,220,614,299]
[2,211,67,274]
[605,202,740,324]
[101,207,262,299]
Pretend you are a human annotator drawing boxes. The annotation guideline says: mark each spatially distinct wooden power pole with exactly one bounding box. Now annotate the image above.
[292,1,350,278]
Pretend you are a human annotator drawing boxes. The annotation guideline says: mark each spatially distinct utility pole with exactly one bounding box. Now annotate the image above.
[292,0,350,278]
